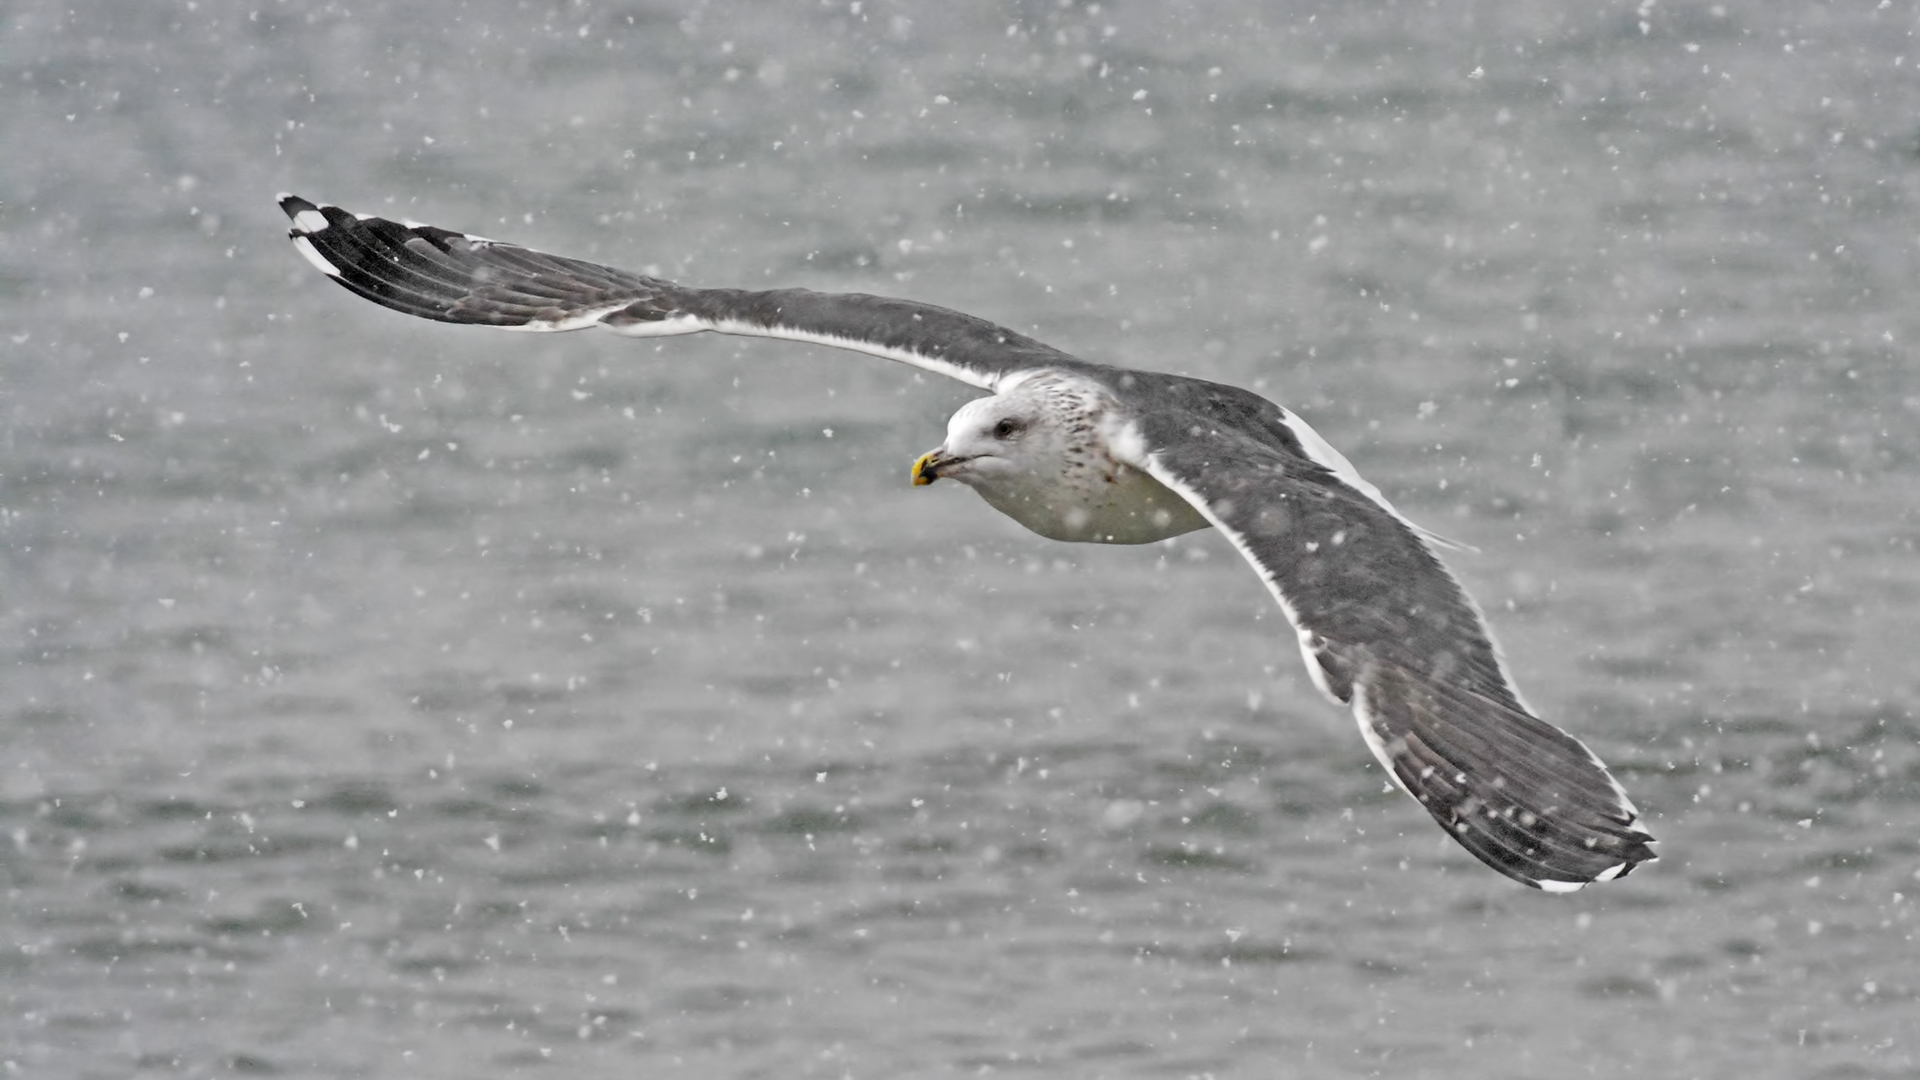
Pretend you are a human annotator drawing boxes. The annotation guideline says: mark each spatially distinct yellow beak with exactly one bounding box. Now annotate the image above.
[911,450,943,486]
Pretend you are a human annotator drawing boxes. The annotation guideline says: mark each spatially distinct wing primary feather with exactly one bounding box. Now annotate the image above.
[1133,440,1654,890]
[279,196,1087,390]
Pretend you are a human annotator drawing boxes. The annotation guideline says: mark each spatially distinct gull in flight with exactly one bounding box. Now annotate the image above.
[279,194,1657,891]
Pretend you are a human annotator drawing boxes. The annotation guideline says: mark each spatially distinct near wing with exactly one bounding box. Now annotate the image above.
[279,194,1083,392]
[1127,398,1657,891]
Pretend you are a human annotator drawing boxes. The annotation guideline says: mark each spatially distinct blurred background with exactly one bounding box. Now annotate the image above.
[4,1,1918,1076]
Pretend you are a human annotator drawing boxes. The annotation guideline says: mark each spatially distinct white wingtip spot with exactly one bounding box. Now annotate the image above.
[291,208,330,234]
[1590,861,1629,883]
[291,234,341,277]
[1537,878,1586,894]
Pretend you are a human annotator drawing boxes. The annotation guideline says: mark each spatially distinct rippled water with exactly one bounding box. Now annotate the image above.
[5,1,1919,1076]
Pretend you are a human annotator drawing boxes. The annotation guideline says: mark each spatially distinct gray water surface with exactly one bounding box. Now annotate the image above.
[5,2,1919,1077]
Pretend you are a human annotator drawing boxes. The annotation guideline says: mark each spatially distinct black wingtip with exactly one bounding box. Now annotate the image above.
[1354,654,1658,892]
[279,193,320,222]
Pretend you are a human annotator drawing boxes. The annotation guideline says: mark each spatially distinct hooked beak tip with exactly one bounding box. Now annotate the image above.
[911,450,941,486]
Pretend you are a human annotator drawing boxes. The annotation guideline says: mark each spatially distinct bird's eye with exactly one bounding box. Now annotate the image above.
[992,418,1023,439]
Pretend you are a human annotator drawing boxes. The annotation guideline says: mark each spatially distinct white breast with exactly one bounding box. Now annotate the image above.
[972,458,1209,544]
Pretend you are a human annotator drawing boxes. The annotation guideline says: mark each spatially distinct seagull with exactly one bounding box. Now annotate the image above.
[278,194,1657,891]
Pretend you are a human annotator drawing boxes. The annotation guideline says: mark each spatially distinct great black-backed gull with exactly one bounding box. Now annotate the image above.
[278,194,1657,891]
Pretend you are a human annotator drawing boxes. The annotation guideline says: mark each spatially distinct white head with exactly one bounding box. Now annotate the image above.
[910,383,1083,491]
[908,373,1208,544]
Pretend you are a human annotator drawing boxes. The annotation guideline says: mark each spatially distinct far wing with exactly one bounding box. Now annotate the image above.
[1123,402,1656,891]
[279,195,1082,392]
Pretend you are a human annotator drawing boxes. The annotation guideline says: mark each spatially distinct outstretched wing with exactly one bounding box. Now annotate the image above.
[1119,385,1656,891]
[279,195,1085,392]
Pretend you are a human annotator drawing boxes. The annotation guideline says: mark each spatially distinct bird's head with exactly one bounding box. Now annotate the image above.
[911,392,1059,489]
